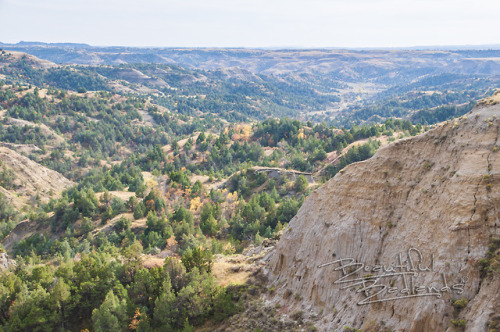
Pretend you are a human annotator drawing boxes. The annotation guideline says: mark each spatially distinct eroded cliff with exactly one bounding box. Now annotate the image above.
[268,103,500,331]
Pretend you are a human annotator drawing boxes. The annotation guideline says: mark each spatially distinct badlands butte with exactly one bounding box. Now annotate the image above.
[265,98,500,331]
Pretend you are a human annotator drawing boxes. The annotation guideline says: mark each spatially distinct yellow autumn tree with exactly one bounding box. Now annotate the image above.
[190,197,203,213]
[297,128,305,140]
[226,191,238,204]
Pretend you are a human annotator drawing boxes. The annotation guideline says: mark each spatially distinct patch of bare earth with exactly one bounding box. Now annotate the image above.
[96,191,136,202]
[0,146,74,208]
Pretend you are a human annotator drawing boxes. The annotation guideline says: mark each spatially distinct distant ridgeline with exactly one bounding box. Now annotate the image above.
[1,44,499,125]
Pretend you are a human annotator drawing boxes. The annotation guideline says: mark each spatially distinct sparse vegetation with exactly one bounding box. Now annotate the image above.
[479,237,500,277]
[451,319,467,328]
[452,298,469,310]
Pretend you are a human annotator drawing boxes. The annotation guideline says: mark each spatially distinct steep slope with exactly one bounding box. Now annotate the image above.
[268,103,500,331]
[0,146,74,208]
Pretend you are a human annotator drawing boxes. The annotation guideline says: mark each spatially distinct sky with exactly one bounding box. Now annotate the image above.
[1,0,499,48]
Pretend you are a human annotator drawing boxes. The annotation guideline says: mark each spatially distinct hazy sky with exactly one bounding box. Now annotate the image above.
[1,0,499,48]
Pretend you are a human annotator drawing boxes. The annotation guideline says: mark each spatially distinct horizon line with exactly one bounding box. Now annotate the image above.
[2,41,500,51]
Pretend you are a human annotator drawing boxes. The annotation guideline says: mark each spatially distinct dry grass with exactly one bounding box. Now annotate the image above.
[189,174,226,190]
[479,90,500,106]
[212,254,254,286]
[162,132,201,155]
[141,172,159,189]
[96,190,136,201]
[130,217,147,229]
[1,51,57,69]
[263,147,276,157]
[142,256,165,269]
[90,212,134,235]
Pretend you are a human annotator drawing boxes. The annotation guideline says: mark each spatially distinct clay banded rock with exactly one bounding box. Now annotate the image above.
[0,146,74,208]
[268,103,500,331]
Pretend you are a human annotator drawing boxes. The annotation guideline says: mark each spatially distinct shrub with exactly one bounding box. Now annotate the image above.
[294,175,308,192]
[451,319,466,327]
[452,298,468,310]
[283,289,293,299]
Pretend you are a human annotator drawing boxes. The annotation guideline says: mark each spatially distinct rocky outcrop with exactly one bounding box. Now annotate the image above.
[268,103,500,331]
[0,146,74,208]
[0,252,16,271]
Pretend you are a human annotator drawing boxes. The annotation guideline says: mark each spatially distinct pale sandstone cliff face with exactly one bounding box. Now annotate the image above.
[268,104,500,331]
[0,146,74,208]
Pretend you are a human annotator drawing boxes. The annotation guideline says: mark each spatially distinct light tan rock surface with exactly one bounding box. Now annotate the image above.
[0,252,16,271]
[267,103,500,331]
[0,146,74,208]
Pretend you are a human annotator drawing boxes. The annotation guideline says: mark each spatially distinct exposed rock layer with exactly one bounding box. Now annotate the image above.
[0,146,74,208]
[269,104,500,331]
